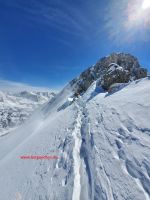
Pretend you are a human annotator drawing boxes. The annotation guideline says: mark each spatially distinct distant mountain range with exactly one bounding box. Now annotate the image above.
[0,90,55,136]
[0,80,53,92]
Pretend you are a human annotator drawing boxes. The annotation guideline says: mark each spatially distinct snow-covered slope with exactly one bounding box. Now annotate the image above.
[0,91,55,136]
[0,77,150,200]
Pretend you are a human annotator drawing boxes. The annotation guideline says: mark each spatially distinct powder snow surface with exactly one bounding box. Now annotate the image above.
[0,78,150,200]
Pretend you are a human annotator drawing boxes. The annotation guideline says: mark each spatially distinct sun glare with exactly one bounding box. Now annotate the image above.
[142,0,150,10]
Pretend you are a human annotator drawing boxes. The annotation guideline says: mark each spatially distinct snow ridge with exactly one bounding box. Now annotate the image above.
[0,77,150,199]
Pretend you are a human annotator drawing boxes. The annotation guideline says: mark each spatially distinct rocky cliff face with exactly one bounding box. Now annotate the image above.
[71,53,147,94]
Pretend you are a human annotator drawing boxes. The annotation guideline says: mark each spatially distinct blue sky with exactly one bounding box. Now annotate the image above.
[0,0,150,90]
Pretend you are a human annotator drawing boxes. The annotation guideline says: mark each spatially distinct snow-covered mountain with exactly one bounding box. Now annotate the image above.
[0,53,150,200]
[0,90,55,136]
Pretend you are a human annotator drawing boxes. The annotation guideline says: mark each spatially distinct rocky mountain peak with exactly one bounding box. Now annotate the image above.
[71,53,147,95]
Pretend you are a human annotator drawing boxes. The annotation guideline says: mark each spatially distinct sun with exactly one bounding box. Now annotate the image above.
[142,0,150,10]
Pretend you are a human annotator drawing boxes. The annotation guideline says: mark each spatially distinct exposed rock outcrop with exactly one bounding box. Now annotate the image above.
[71,53,147,94]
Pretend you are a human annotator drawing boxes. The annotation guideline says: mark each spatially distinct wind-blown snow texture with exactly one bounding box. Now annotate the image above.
[0,78,150,200]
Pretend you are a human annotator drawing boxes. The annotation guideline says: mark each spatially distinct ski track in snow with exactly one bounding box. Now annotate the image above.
[71,96,150,200]
[72,102,82,200]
